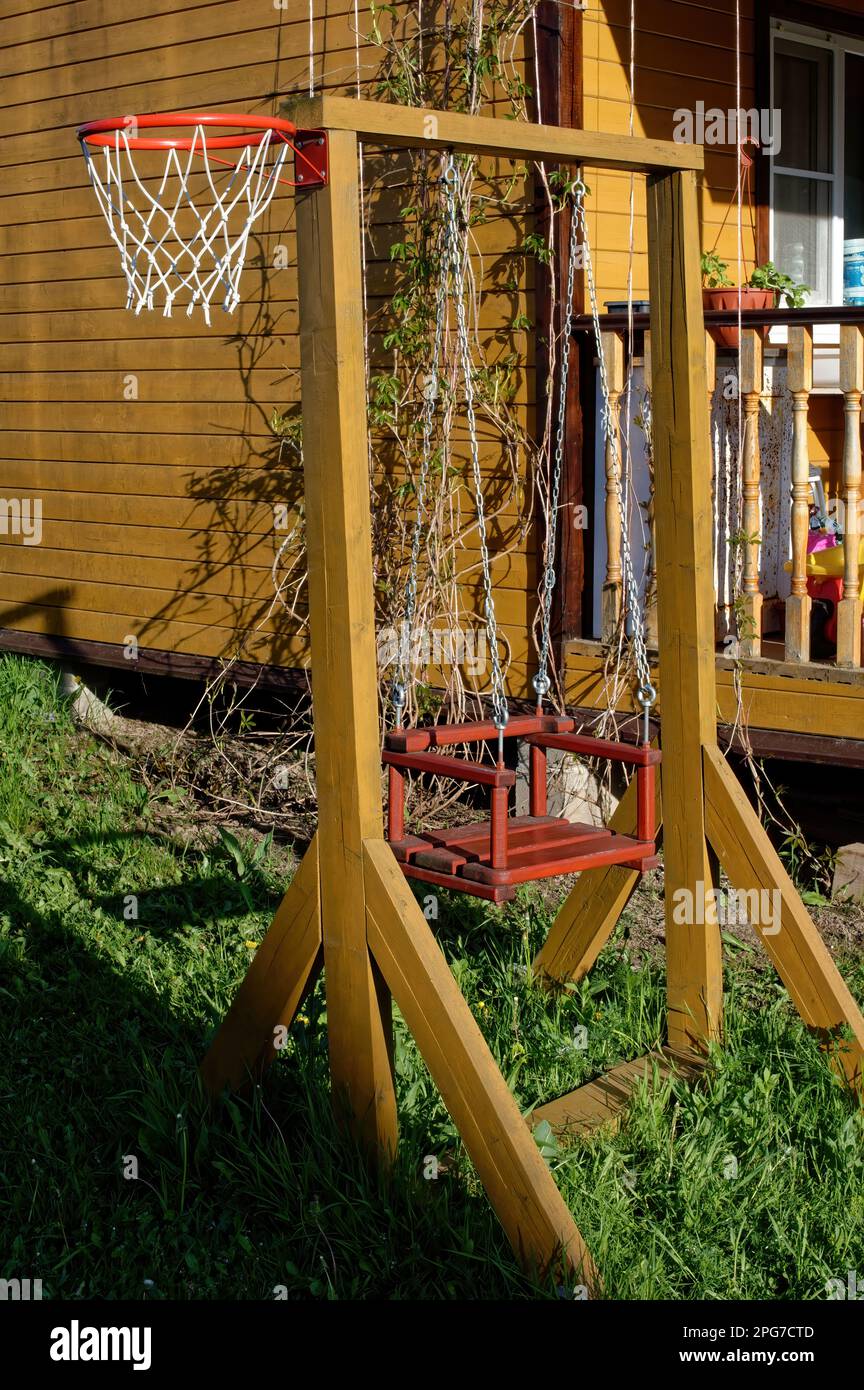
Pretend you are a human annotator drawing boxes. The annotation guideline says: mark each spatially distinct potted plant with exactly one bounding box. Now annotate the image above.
[701,253,809,349]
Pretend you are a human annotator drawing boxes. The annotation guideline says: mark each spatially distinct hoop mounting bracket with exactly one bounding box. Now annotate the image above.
[293,130,328,188]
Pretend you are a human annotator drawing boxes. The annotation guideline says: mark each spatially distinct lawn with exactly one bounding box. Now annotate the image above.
[1,654,862,1300]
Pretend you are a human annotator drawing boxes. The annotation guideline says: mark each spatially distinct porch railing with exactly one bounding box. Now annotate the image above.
[573,308,864,673]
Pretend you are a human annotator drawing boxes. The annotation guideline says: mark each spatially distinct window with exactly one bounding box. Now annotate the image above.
[771,22,864,306]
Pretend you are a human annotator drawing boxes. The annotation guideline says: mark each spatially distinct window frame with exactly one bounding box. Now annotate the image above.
[770,19,864,307]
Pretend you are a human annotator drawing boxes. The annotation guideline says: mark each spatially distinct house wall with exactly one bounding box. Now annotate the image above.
[583,0,851,522]
[583,0,758,305]
[3,1,854,698]
[0,1,540,695]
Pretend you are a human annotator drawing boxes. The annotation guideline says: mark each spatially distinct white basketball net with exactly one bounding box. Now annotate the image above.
[81,124,290,323]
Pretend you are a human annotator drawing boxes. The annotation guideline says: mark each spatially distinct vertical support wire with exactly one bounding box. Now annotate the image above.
[622,0,637,658]
[308,1,315,98]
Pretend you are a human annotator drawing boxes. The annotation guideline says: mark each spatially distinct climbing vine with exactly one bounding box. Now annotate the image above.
[361,0,570,728]
[185,2,576,824]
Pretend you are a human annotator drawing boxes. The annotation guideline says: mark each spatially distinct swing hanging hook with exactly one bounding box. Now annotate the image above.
[637,682,656,744]
[493,705,509,767]
[391,680,407,728]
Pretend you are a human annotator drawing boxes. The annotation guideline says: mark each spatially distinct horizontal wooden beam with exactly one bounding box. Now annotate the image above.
[525,731,661,767]
[385,714,574,752]
[283,96,703,173]
[0,628,310,694]
[720,723,864,770]
[572,306,864,334]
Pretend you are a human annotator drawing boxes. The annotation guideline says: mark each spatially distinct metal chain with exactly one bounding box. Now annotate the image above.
[394,166,654,744]
[444,152,508,734]
[534,181,584,707]
[577,193,656,737]
[392,158,454,722]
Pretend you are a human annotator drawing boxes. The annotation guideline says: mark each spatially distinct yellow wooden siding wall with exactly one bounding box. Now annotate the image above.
[0,0,539,691]
[583,0,757,301]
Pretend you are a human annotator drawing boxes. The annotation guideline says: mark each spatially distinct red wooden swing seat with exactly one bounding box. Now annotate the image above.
[384,714,660,903]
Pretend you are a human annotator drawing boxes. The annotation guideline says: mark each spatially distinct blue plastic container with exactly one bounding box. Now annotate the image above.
[844,239,864,306]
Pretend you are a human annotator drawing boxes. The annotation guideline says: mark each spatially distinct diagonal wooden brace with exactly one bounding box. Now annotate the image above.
[200,835,323,1095]
[533,768,663,985]
[703,744,864,1092]
[362,836,600,1291]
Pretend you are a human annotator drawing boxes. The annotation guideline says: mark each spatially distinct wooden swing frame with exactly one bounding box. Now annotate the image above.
[201,97,864,1291]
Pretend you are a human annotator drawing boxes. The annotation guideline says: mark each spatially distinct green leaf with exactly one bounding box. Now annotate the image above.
[217,826,247,879]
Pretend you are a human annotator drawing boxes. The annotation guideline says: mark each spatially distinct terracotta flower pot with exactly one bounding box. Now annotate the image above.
[703,287,775,349]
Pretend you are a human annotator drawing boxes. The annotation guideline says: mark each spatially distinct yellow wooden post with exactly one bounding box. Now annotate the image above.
[646,169,723,1053]
[293,128,398,1156]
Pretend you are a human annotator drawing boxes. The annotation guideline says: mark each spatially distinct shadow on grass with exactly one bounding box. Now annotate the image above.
[0,833,551,1302]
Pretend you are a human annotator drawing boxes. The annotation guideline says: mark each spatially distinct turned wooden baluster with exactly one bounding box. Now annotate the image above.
[601,329,625,640]
[838,324,863,668]
[642,329,658,647]
[785,325,813,663]
[739,329,763,657]
[705,331,717,420]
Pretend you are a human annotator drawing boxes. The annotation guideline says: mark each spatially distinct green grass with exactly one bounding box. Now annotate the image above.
[0,654,862,1300]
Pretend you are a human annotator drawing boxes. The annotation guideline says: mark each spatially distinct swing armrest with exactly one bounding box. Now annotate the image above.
[524,732,661,767]
[385,714,574,754]
[382,749,516,788]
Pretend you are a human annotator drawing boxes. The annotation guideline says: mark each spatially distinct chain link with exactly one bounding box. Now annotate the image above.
[396,158,454,710]
[444,153,508,731]
[397,162,653,742]
[534,182,583,705]
[397,153,508,734]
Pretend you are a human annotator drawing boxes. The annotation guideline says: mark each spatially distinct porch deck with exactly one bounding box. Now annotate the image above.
[565,639,864,760]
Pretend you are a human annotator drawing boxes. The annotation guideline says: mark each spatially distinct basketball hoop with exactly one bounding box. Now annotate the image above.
[77,112,321,322]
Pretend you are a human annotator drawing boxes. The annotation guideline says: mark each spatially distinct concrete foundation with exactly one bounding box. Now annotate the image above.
[515,743,624,826]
